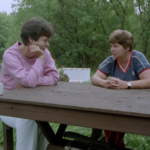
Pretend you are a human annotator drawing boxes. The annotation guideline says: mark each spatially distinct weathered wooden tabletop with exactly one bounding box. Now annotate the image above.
[0,82,150,136]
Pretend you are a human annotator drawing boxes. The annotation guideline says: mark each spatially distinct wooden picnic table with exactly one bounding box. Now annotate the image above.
[0,82,150,150]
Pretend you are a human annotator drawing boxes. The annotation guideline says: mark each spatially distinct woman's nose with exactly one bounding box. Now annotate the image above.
[110,47,114,52]
[46,42,49,47]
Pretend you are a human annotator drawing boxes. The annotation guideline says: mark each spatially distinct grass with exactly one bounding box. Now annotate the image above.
[0,120,3,147]
[1,121,150,150]
[0,69,150,150]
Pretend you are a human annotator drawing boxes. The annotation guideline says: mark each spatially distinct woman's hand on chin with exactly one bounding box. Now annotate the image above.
[29,44,44,60]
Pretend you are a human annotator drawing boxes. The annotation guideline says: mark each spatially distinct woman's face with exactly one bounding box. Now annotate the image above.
[32,36,50,51]
[110,43,129,59]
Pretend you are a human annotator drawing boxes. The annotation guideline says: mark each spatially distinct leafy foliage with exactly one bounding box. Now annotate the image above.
[1,1,150,149]
[59,69,69,82]
[1,0,150,67]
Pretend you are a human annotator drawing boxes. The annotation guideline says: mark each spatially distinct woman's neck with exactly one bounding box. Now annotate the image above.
[118,51,131,70]
[118,51,131,64]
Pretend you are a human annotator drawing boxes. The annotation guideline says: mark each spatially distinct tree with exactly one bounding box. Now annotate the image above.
[2,0,150,67]
[0,12,14,59]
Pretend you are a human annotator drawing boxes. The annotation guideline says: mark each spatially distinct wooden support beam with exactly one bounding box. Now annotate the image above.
[36,121,56,144]
[3,123,13,150]
[46,144,64,150]
[56,124,67,144]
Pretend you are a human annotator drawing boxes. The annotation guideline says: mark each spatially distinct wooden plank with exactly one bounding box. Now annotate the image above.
[36,121,56,144]
[56,124,67,143]
[3,123,13,150]
[46,142,132,150]
[63,131,110,147]
[46,144,64,150]
[0,82,150,118]
[91,128,102,139]
[0,102,150,136]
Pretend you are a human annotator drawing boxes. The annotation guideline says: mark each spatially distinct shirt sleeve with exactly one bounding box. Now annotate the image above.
[134,52,150,75]
[3,52,44,88]
[37,49,59,85]
[98,56,114,77]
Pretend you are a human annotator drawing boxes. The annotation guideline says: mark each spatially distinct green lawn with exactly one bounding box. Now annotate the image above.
[0,120,3,147]
[0,70,150,150]
[0,121,150,150]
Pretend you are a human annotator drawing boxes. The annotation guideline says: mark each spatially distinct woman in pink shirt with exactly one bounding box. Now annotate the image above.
[0,17,59,150]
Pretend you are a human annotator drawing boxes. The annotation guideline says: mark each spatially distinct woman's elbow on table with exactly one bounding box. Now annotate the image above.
[52,76,59,85]
[92,74,104,87]
[92,75,98,85]
[145,79,150,88]
[138,70,150,88]
[51,72,59,85]
[92,71,107,87]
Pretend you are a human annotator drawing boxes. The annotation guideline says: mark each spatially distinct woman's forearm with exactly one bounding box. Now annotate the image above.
[129,79,150,89]
[92,75,107,88]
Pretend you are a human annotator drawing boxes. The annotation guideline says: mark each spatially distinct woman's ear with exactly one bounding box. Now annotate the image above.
[126,46,130,52]
[29,37,33,44]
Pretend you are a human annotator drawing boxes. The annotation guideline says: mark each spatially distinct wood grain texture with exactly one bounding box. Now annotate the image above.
[0,101,150,136]
[0,82,150,136]
[0,82,150,117]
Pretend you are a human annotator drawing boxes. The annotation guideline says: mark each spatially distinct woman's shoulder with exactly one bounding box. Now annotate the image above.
[132,50,145,58]
[3,42,21,57]
[132,50,149,64]
[100,56,116,65]
[104,55,115,63]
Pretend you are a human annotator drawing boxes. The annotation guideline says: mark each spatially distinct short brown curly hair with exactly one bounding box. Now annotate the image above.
[109,29,134,52]
[20,17,54,46]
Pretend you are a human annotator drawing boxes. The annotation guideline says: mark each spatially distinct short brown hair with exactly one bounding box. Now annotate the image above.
[109,29,134,51]
[20,17,54,46]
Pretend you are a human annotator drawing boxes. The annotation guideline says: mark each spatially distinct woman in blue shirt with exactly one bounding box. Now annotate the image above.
[92,29,150,147]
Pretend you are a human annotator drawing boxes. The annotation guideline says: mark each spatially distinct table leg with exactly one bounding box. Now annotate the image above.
[91,128,102,140]
[46,144,64,150]
[36,121,56,144]
[3,123,13,150]
[56,124,67,142]
[36,121,68,146]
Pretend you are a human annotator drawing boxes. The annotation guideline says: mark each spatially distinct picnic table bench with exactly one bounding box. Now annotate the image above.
[0,82,150,150]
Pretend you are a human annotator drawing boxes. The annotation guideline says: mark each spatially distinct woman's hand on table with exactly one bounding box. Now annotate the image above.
[106,77,128,89]
[106,77,119,89]
[16,84,25,89]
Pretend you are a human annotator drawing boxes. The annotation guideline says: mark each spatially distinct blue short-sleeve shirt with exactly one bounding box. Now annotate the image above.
[98,50,150,81]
